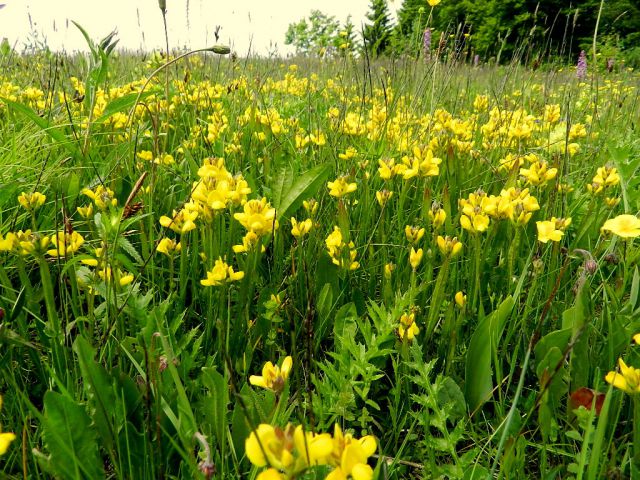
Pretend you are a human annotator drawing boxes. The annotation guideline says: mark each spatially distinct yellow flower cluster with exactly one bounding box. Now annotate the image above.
[325,227,359,271]
[245,423,376,480]
[200,258,244,287]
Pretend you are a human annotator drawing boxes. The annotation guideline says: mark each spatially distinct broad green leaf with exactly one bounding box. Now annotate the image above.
[201,367,229,444]
[464,296,515,412]
[273,163,330,221]
[73,337,117,451]
[41,391,104,480]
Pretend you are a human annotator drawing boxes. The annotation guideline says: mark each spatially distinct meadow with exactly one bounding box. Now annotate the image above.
[1,33,640,479]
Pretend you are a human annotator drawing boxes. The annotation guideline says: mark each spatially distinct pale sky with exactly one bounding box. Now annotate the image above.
[0,0,401,56]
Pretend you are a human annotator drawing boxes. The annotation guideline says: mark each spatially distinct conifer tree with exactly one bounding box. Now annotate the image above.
[363,0,392,57]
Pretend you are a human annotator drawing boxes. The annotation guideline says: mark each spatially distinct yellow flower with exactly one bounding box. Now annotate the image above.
[328,176,357,198]
[536,220,563,243]
[384,263,395,279]
[409,247,423,270]
[293,425,333,467]
[455,291,466,308]
[18,191,46,211]
[601,214,640,238]
[634,333,640,345]
[338,147,358,160]
[325,227,359,270]
[233,231,265,253]
[303,199,319,217]
[257,468,284,480]
[375,190,393,207]
[398,311,419,341]
[46,231,85,257]
[326,424,376,480]
[82,185,118,210]
[245,424,295,471]
[249,356,293,393]
[605,358,640,394]
[201,258,244,286]
[427,0,441,6]
[405,225,425,244]
[428,204,446,228]
[156,238,181,257]
[233,198,278,236]
[0,395,16,457]
[291,218,313,238]
[437,236,462,258]
[160,208,198,235]
[77,204,94,219]
[519,160,557,186]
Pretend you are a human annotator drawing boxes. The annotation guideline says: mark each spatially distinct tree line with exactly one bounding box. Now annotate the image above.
[285,0,640,66]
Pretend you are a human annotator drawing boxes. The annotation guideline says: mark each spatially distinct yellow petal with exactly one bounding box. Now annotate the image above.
[0,432,16,456]
[351,463,374,480]
[249,375,267,388]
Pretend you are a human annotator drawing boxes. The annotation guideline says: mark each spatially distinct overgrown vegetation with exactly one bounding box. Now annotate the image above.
[1,4,640,480]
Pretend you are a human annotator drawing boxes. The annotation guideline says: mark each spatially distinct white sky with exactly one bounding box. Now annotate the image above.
[0,0,401,56]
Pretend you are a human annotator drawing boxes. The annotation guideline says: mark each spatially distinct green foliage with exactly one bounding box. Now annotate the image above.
[284,10,341,56]
[363,0,393,57]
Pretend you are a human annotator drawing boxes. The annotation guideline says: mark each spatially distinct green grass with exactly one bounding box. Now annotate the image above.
[1,41,640,479]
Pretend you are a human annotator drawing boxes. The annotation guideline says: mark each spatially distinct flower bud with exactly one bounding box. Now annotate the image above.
[208,45,231,55]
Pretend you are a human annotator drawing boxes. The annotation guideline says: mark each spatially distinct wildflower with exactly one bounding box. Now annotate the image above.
[427,0,441,6]
[375,189,393,207]
[601,214,640,238]
[338,147,358,160]
[405,225,425,244]
[455,291,466,308]
[82,185,118,210]
[459,191,491,233]
[520,160,557,186]
[409,247,423,270]
[156,238,181,257]
[201,258,244,286]
[249,356,293,393]
[77,204,94,219]
[377,158,397,180]
[422,28,432,58]
[325,227,359,271]
[245,424,295,471]
[233,198,278,236]
[328,176,357,198]
[0,395,16,456]
[633,333,640,345]
[97,267,134,287]
[576,50,587,80]
[437,236,463,258]
[587,166,620,194]
[605,358,640,394]
[384,263,395,279]
[291,218,313,238]
[17,191,46,211]
[233,231,265,254]
[303,199,319,217]
[428,203,446,228]
[398,311,419,341]
[605,197,621,208]
[5,230,50,257]
[46,231,85,257]
[160,208,198,235]
[326,424,376,480]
